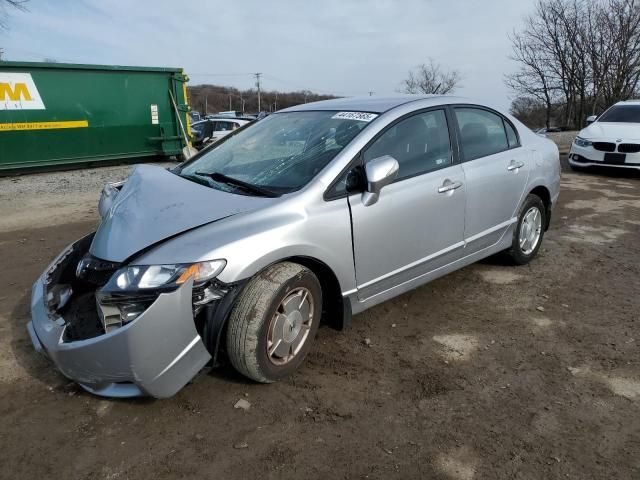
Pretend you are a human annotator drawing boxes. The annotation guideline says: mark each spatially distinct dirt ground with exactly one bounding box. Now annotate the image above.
[0,158,639,480]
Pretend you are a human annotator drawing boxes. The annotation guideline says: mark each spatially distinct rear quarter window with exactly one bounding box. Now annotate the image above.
[505,121,520,148]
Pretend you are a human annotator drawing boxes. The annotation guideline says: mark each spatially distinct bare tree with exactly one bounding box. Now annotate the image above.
[1,0,27,58]
[505,28,557,128]
[510,96,551,127]
[0,0,27,29]
[401,59,462,95]
[506,0,640,129]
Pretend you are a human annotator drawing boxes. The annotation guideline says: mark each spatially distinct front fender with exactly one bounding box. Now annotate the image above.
[133,197,357,296]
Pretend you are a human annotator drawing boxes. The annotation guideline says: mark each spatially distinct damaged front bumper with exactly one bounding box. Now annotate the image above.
[27,238,212,398]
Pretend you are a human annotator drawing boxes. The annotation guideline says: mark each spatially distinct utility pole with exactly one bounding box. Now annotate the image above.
[254,72,262,112]
[205,95,208,115]
[274,92,278,111]
[229,94,232,111]
[368,90,374,96]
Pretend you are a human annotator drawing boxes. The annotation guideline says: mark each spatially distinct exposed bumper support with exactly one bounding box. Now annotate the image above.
[28,275,211,398]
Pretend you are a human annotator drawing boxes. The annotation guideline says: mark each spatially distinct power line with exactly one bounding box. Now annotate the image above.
[261,73,356,96]
[188,72,254,77]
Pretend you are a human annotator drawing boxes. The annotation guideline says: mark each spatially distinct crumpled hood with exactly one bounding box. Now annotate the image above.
[90,164,276,262]
[581,122,640,141]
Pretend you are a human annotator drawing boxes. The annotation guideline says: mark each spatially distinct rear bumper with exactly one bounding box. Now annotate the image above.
[28,272,211,398]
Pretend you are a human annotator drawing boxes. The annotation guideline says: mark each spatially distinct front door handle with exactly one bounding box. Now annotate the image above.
[438,179,463,194]
[507,160,525,171]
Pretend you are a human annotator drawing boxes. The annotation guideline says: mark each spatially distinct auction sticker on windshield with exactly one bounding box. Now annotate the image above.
[332,112,378,122]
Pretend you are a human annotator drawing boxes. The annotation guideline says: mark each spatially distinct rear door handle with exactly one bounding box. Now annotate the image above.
[438,179,463,194]
[507,160,525,171]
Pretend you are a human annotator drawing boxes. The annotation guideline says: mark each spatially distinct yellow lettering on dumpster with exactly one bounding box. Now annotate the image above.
[0,120,89,132]
[0,82,33,102]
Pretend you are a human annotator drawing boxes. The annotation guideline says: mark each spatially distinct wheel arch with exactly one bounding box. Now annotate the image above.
[208,255,351,365]
[528,184,552,230]
[281,255,351,331]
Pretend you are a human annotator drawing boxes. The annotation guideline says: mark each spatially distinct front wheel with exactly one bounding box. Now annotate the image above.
[226,262,322,383]
[507,194,546,265]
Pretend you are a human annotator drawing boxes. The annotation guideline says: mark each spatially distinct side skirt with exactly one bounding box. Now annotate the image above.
[347,228,514,315]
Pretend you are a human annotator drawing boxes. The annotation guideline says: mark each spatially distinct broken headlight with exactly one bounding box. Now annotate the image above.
[96,260,226,331]
[107,260,226,291]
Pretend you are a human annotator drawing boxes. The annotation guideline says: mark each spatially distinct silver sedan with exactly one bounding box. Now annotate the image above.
[28,96,560,398]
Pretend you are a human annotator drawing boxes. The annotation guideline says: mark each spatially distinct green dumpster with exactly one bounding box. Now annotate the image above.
[0,61,192,172]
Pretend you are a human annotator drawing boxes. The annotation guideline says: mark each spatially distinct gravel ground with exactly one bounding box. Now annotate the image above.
[544,131,578,154]
[0,162,173,231]
[0,152,639,479]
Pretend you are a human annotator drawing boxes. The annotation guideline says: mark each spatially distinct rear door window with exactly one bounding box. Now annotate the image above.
[454,108,509,161]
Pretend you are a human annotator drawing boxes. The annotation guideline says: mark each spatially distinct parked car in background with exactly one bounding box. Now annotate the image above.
[536,127,561,134]
[205,114,256,122]
[189,111,202,123]
[190,117,252,149]
[535,126,571,135]
[569,100,640,171]
[28,95,560,398]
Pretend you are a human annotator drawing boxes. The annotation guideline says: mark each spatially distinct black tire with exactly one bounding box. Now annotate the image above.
[226,262,322,383]
[507,194,546,265]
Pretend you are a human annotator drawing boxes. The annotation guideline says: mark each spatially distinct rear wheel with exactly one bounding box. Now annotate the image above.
[507,194,546,265]
[226,262,322,383]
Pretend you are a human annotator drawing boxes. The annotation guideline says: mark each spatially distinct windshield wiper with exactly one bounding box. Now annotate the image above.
[195,171,279,197]
[177,172,211,187]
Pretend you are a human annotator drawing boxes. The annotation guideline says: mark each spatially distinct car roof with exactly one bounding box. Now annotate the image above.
[280,95,466,114]
[616,100,640,106]
[197,117,250,123]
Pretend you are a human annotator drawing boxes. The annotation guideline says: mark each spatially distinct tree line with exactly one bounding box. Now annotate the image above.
[189,58,464,116]
[507,0,640,129]
[187,84,336,116]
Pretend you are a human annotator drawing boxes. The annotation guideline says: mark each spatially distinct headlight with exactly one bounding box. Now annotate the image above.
[95,260,226,331]
[108,260,226,292]
[574,136,593,148]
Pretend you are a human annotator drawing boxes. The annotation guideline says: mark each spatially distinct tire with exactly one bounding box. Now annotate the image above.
[507,194,546,265]
[226,262,322,383]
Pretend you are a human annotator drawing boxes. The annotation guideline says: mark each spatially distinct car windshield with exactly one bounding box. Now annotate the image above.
[598,105,640,123]
[178,111,372,195]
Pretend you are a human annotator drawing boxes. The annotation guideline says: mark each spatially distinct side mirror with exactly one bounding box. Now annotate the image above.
[362,155,399,206]
[586,115,597,125]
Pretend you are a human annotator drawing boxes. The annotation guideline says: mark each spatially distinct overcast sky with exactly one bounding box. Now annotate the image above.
[1,0,535,110]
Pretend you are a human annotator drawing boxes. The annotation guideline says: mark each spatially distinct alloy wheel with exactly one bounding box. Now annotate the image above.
[266,287,314,365]
[519,206,542,255]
